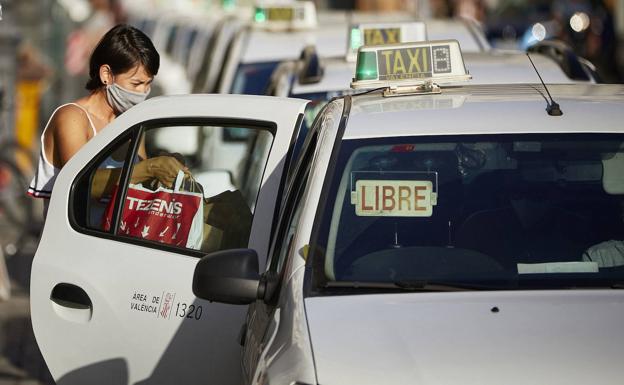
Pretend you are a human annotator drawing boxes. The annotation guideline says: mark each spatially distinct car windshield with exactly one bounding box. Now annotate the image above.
[231,61,280,94]
[312,134,624,291]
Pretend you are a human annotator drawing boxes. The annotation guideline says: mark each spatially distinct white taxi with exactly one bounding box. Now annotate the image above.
[32,41,624,385]
[217,1,346,95]
[202,41,624,385]
[266,21,599,164]
[274,48,597,102]
[219,11,492,96]
[271,22,596,101]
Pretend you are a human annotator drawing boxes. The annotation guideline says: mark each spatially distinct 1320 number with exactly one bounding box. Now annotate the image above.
[175,303,202,320]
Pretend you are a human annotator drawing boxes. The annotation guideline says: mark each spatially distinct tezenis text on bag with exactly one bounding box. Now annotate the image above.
[126,196,183,215]
[101,181,204,249]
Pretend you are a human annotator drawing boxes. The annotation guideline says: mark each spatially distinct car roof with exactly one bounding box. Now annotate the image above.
[459,51,585,84]
[343,16,490,52]
[292,58,354,95]
[426,19,490,52]
[240,17,489,65]
[342,84,624,139]
[240,24,347,64]
[290,50,584,96]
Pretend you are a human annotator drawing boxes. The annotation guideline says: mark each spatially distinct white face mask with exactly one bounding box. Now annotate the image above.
[105,82,150,114]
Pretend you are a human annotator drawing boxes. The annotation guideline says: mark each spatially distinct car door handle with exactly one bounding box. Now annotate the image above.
[51,283,92,308]
[50,283,93,323]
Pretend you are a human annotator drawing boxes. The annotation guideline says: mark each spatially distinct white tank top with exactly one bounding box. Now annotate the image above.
[27,103,98,199]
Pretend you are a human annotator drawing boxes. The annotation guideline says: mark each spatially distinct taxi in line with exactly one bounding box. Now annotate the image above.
[31,40,624,385]
[265,21,601,171]
[269,21,598,103]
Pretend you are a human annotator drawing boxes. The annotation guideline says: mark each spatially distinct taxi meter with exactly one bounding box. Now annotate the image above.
[253,1,317,30]
[348,22,427,61]
[351,40,471,94]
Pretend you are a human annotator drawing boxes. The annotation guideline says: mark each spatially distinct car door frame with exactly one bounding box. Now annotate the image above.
[241,97,349,384]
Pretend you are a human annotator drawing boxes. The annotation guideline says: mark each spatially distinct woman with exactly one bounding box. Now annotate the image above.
[28,24,185,216]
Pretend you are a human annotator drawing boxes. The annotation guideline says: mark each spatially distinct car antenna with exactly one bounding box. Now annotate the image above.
[526,53,563,116]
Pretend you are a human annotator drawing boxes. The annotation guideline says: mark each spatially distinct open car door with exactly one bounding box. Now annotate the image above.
[30,94,307,385]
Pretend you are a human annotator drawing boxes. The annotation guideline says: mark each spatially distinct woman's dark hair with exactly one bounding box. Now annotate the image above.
[86,24,159,90]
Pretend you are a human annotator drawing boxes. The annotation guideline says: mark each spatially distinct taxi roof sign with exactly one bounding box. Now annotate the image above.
[347,22,428,61]
[351,40,471,93]
[253,1,317,30]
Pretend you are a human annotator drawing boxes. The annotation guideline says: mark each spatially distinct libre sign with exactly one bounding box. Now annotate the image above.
[351,180,437,217]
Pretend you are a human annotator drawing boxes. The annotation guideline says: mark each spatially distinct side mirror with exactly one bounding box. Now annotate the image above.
[192,248,261,305]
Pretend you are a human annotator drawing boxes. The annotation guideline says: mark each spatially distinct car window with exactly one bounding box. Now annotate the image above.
[268,134,317,274]
[72,123,274,255]
[237,128,274,211]
[231,61,280,95]
[222,62,280,143]
[76,134,133,230]
[313,134,624,290]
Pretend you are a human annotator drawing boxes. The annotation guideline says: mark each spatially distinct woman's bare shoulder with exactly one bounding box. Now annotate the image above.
[48,104,91,137]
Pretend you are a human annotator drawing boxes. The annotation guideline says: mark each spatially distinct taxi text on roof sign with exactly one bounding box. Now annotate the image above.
[347,22,427,61]
[253,1,317,30]
[351,40,471,92]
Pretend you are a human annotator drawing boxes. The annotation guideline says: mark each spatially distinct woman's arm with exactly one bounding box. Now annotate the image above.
[90,168,122,199]
[138,134,147,160]
[48,107,116,199]
[50,105,92,168]
[90,156,190,199]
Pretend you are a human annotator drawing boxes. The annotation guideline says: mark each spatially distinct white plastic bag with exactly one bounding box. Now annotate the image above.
[104,170,204,250]
[174,171,204,250]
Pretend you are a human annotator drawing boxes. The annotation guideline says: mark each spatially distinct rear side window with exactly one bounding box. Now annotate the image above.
[72,122,274,256]
[231,62,280,95]
[71,133,133,230]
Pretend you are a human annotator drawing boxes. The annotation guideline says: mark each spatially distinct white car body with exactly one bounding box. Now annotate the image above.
[427,18,491,52]
[32,82,624,385]
[240,83,624,385]
[30,94,308,385]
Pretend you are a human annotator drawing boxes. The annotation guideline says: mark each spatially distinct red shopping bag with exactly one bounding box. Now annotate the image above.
[103,171,204,249]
